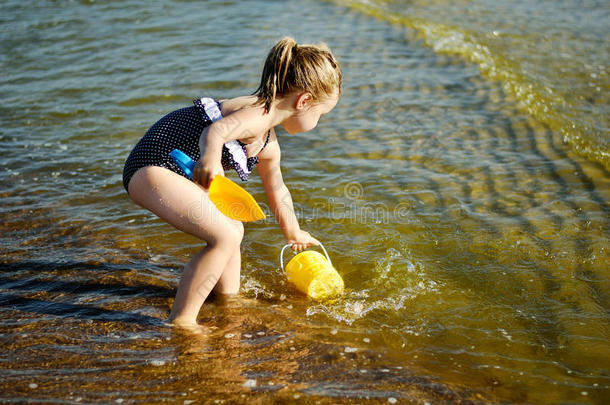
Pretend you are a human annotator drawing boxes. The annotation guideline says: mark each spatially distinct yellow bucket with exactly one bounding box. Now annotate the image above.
[280,243,344,300]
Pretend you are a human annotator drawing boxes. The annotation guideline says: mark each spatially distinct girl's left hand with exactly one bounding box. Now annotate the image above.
[287,230,320,252]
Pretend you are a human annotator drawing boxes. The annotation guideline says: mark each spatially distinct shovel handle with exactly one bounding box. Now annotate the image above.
[170,149,195,180]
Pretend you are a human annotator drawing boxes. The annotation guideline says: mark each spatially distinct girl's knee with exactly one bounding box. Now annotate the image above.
[211,221,244,250]
[226,221,244,246]
[233,221,244,241]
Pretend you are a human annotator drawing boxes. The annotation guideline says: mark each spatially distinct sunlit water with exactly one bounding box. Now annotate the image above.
[1,0,608,403]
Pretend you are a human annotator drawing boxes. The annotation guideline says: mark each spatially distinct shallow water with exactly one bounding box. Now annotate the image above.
[1,0,609,403]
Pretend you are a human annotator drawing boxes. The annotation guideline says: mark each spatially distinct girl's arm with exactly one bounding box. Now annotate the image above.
[196,106,272,188]
[257,133,319,251]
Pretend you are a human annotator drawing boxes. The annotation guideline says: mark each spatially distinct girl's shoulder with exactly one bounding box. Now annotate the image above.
[218,95,259,116]
[215,96,274,143]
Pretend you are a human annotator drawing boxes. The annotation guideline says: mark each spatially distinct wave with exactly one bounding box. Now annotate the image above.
[332,0,609,170]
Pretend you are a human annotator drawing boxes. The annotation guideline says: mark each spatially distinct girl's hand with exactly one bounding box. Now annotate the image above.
[287,230,320,252]
[193,158,224,190]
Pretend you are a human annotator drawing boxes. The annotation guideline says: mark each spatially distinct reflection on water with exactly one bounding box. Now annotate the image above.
[1,0,608,403]
[335,0,610,171]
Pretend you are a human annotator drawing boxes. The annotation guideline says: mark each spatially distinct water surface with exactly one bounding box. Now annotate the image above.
[1,0,608,403]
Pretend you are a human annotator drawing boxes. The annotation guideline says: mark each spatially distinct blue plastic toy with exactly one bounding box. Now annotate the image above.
[170,149,195,180]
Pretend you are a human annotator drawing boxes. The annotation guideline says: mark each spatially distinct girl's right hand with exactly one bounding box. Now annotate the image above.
[193,158,224,190]
[287,230,320,252]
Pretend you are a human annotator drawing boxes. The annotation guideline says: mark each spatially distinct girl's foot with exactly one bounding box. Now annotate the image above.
[168,317,216,335]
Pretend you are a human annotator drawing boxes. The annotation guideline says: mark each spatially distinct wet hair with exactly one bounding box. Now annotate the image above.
[253,37,342,113]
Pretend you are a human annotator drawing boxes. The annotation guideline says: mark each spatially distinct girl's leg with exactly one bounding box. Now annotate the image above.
[127,166,243,325]
[214,247,241,295]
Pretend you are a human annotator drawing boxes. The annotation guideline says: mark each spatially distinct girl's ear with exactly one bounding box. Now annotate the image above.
[295,92,313,110]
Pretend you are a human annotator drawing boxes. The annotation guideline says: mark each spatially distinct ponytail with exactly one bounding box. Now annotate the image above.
[253,37,342,113]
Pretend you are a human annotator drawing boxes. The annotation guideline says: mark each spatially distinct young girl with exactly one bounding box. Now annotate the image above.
[122,37,342,329]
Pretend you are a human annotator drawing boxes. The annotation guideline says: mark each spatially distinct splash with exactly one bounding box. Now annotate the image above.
[306,248,439,327]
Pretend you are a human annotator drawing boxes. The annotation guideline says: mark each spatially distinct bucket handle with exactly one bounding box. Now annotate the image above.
[280,242,332,272]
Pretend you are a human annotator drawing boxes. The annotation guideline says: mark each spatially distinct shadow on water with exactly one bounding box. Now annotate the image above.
[0,260,172,326]
[0,293,163,326]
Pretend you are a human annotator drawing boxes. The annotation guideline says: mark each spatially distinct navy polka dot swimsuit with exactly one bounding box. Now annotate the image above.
[122,97,270,192]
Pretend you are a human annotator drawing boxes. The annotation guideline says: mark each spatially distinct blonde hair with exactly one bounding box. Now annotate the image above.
[253,37,342,113]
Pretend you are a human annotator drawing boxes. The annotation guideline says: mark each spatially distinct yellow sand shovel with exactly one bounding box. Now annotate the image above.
[170,149,265,222]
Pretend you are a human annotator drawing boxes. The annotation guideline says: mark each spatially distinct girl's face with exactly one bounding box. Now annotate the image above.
[282,91,339,134]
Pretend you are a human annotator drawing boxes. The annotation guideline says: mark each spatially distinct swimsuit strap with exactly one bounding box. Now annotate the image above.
[263,129,271,148]
[241,129,271,155]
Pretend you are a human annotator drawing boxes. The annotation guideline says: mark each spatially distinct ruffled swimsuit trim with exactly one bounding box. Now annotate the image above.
[194,97,270,182]
[122,97,270,191]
